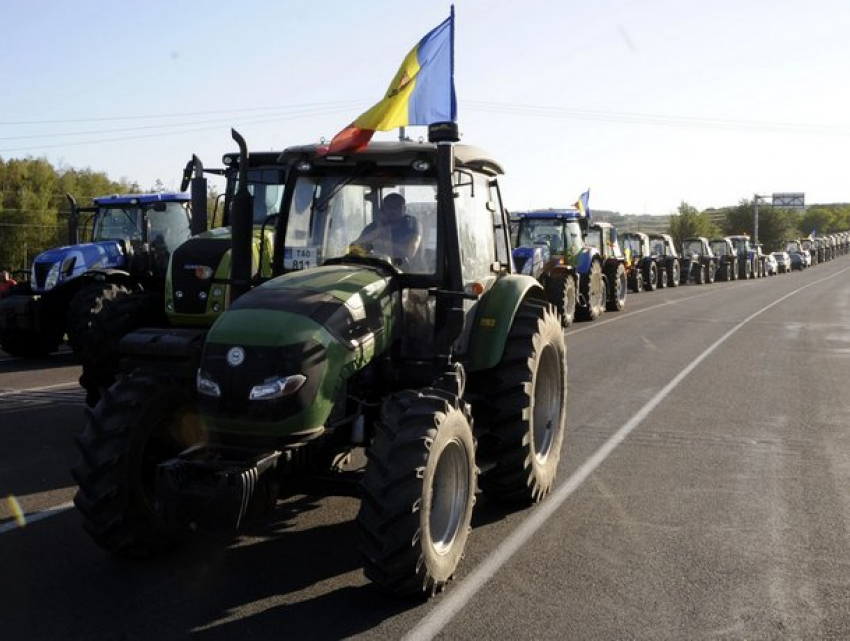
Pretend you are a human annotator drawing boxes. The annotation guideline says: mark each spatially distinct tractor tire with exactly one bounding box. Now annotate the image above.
[78,290,167,407]
[707,261,716,284]
[606,264,627,312]
[632,269,644,294]
[471,300,567,504]
[357,388,476,597]
[545,273,576,327]
[72,370,202,557]
[695,263,704,284]
[668,260,681,287]
[658,264,668,289]
[0,327,63,357]
[644,262,658,292]
[577,260,604,321]
[66,282,130,355]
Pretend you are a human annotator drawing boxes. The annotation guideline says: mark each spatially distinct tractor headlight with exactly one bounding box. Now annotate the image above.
[44,263,61,290]
[249,374,307,401]
[196,370,221,398]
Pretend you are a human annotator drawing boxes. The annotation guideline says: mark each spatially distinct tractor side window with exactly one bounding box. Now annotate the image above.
[245,169,286,225]
[585,228,602,251]
[455,174,496,285]
[564,221,582,257]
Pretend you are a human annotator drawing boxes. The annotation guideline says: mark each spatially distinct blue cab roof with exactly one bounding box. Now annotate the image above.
[93,192,190,206]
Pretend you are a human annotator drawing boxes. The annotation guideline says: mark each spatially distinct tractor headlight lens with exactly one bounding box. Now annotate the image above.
[44,263,61,290]
[196,370,221,398]
[249,374,307,401]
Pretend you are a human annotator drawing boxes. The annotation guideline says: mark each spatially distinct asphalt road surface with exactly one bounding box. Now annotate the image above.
[2,257,849,640]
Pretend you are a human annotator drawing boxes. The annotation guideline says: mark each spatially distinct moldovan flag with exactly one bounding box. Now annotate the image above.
[324,9,457,155]
[574,189,591,218]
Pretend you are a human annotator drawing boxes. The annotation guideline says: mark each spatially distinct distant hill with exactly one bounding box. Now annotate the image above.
[589,211,670,233]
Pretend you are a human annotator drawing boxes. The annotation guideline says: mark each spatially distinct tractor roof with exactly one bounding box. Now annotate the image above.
[278,141,504,176]
[93,192,190,205]
[511,209,583,220]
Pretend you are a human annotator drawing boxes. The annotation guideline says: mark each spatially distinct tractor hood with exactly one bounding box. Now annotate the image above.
[197,263,400,437]
[31,241,126,292]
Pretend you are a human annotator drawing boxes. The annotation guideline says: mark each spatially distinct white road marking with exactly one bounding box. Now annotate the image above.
[0,382,80,398]
[404,267,849,641]
[0,500,75,534]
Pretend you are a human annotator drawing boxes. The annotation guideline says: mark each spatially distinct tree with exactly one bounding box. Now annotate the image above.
[0,157,134,270]
[799,204,850,236]
[667,201,720,247]
[723,199,797,252]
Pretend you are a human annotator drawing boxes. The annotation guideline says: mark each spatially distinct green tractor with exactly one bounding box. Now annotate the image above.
[72,123,568,597]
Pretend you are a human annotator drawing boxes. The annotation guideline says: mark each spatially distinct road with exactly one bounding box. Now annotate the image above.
[2,258,849,640]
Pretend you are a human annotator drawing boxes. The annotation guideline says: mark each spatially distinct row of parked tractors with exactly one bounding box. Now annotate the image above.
[2,131,847,597]
[510,210,850,327]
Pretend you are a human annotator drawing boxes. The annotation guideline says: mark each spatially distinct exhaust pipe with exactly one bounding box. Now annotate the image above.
[182,155,209,236]
[230,129,252,302]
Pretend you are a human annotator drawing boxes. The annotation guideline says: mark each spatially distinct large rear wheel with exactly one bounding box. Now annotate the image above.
[668,260,681,287]
[470,300,567,503]
[357,388,476,597]
[606,264,627,312]
[66,282,130,355]
[644,262,658,291]
[72,371,202,557]
[78,290,166,407]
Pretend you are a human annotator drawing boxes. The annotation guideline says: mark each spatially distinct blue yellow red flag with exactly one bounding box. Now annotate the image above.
[573,189,591,218]
[325,9,456,154]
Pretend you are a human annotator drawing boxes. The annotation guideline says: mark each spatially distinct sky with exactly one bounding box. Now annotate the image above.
[2,0,849,216]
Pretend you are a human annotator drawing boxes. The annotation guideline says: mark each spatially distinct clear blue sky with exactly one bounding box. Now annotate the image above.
[2,0,849,215]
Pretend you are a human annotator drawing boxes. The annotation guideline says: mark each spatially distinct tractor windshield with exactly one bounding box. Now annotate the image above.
[710,241,729,256]
[517,218,582,258]
[731,237,751,253]
[622,235,643,257]
[283,174,438,274]
[683,239,703,256]
[92,207,143,242]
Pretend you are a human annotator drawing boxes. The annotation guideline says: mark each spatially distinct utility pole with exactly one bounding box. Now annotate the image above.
[753,194,770,245]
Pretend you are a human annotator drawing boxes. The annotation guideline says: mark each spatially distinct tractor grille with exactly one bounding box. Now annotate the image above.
[171,238,229,315]
[33,262,51,289]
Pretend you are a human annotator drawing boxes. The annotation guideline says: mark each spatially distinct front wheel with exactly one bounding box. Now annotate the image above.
[577,260,604,321]
[357,388,476,597]
[546,273,576,327]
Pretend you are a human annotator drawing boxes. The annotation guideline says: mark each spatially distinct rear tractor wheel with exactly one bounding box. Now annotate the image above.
[72,371,202,557]
[606,264,627,312]
[470,300,567,504]
[66,281,130,354]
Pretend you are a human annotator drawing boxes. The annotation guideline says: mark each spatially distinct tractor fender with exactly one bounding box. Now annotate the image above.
[543,263,578,291]
[466,274,546,372]
[574,247,599,275]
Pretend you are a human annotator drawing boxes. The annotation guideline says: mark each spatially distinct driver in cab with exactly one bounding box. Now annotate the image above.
[351,193,422,266]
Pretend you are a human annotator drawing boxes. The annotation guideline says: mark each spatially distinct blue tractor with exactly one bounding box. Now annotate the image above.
[511,207,626,324]
[0,191,199,357]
